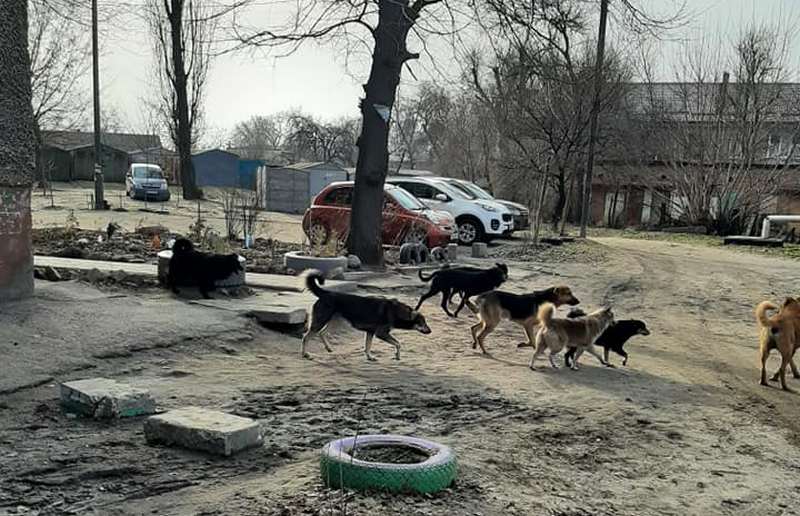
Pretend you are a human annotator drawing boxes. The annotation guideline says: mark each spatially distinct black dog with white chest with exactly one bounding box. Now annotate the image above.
[167,238,242,299]
[416,263,509,317]
[563,308,650,367]
[302,270,431,361]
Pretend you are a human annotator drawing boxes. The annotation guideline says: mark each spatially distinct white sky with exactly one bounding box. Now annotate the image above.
[92,0,799,142]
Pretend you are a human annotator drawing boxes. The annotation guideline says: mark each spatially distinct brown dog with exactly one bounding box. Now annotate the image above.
[756,298,800,392]
[530,303,614,370]
[470,287,580,354]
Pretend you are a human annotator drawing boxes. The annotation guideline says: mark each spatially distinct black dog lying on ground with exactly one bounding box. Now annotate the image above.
[416,263,509,317]
[167,238,243,299]
[302,270,431,361]
[563,308,650,367]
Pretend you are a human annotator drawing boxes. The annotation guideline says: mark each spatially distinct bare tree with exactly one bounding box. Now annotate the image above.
[229,113,292,159]
[28,0,90,189]
[29,2,89,131]
[471,1,632,230]
[391,91,427,170]
[286,114,359,165]
[232,0,454,264]
[146,0,216,200]
[636,23,800,235]
[415,82,452,163]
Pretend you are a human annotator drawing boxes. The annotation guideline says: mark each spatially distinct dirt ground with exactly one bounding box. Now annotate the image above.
[31,182,306,244]
[3,237,800,515]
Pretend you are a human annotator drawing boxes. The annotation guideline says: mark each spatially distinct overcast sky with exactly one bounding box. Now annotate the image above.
[94,0,799,144]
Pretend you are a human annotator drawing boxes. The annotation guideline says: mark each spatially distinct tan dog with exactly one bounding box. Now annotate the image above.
[470,287,580,354]
[530,303,614,370]
[756,298,800,392]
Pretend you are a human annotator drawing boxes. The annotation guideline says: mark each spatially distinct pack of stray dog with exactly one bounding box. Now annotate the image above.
[167,238,243,299]
[299,259,653,373]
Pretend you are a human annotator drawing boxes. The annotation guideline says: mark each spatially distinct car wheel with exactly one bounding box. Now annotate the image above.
[403,226,428,245]
[308,223,329,246]
[457,217,484,245]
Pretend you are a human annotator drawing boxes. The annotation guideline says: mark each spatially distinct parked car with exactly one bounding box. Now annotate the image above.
[302,182,456,249]
[440,178,530,233]
[386,177,513,245]
[126,163,171,201]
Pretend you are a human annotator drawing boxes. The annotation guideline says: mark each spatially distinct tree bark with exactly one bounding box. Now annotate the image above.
[0,0,36,300]
[348,1,418,265]
[169,0,201,200]
[579,0,609,237]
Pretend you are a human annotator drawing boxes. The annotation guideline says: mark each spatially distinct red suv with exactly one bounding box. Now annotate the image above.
[302,182,456,248]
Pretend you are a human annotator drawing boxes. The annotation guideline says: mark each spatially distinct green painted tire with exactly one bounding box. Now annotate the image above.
[320,434,457,494]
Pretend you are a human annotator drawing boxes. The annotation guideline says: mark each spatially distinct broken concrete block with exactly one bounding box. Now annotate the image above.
[144,407,262,456]
[347,255,361,270]
[60,378,156,419]
[251,307,307,325]
[471,242,488,258]
[447,243,458,261]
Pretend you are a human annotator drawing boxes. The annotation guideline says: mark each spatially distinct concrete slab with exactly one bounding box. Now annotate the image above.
[246,273,355,293]
[447,243,459,261]
[61,378,156,419]
[190,291,310,325]
[723,236,784,247]
[472,242,489,258]
[33,255,356,293]
[144,407,262,456]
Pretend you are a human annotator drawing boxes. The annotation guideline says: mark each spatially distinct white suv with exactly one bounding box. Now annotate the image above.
[440,178,530,233]
[387,177,513,245]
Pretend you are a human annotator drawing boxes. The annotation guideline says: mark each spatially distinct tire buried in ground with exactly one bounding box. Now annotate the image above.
[320,434,457,494]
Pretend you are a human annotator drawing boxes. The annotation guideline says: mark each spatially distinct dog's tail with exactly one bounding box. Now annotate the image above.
[755,301,779,330]
[418,269,436,282]
[304,269,327,298]
[537,302,556,328]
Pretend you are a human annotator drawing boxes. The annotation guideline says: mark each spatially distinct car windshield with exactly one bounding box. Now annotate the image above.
[390,187,426,211]
[459,181,494,201]
[133,167,163,179]
[434,182,470,200]
[445,181,477,200]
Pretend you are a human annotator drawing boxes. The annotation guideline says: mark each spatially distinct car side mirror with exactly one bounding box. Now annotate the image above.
[434,193,449,202]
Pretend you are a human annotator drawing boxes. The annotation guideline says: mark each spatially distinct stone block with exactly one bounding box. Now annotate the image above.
[144,407,262,456]
[471,242,488,258]
[251,307,307,325]
[446,243,458,261]
[60,378,156,419]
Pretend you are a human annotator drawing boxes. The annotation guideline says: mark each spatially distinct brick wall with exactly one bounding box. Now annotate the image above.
[0,187,33,300]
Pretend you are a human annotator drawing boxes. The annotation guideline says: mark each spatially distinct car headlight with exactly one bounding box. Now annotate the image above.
[160,182,168,190]
[477,202,497,212]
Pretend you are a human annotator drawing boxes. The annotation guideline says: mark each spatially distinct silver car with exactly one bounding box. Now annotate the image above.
[126,163,171,201]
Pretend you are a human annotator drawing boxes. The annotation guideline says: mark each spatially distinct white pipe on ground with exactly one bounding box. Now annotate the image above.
[761,215,800,238]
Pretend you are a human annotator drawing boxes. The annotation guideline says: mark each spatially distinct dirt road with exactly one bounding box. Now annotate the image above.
[2,237,800,515]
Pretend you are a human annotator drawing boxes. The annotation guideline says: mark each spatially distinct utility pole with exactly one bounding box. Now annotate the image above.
[579,0,610,238]
[92,0,105,210]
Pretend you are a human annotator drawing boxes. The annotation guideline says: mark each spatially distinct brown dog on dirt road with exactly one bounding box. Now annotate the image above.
[469,287,580,354]
[530,303,614,370]
[756,298,800,392]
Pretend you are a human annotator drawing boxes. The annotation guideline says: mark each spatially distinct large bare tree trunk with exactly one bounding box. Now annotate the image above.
[0,0,36,300]
[169,0,201,200]
[348,1,418,264]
